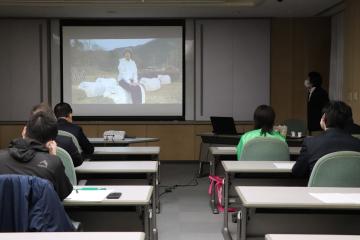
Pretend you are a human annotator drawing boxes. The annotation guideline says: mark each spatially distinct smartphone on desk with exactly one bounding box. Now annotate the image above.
[106,192,122,199]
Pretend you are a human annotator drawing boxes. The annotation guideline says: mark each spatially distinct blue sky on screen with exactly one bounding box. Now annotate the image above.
[76,39,155,51]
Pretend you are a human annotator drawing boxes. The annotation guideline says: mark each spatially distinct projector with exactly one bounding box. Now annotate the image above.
[103,130,126,141]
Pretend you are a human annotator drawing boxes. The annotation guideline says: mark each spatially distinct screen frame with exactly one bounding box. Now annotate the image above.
[60,19,186,121]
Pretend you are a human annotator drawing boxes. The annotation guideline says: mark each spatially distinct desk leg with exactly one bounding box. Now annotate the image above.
[237,206,247,240]
[153,155,161,184]
[209,156,219,214]
[144,205,150,240]
[151,188,158,240]
[222,172,232,240]
[198,141,204,177]
[154,171,160,214]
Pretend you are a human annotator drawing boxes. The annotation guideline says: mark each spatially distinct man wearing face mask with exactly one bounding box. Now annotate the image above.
[304,71,329,134]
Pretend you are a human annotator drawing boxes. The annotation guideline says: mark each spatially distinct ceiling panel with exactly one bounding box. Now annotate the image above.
[0,0,343,18]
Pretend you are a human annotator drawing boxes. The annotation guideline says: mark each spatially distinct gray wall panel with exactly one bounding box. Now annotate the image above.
[0,19,48,121]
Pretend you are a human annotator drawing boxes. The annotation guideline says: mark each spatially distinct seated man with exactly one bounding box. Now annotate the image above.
[292,101,360,178]
[31,103,83,167]
[236,105,285,159]
[54,102,94,156]
[0,111,73,200]
[56,135,83,167]
[344,106,360,134]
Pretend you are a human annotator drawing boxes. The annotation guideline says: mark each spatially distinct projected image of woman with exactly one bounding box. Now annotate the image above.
[117,48,143,104]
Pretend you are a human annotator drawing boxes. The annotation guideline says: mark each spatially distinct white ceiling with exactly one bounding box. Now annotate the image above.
[0,0,343,18]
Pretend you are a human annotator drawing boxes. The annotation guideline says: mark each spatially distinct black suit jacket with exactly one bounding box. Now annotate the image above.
[57,119,94,155]
[344,122,360,135]
[307,87,329,132]
[292,128,360,178]
[55,135,83,167]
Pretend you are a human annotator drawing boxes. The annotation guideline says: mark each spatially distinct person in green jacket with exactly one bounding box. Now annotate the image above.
[237,105,285,160]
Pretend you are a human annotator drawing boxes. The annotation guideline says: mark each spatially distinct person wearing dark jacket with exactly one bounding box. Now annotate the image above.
[344,105,360,135]
[0,111,73,200]
[305,72,329,133]
[0,175,74,231]
[31,103,83,167]
[292,101,360,179]
[54,102,94,156]
[56,135,83,167]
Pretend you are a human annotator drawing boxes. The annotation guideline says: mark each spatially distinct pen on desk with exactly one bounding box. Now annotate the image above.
[78,187,107,190]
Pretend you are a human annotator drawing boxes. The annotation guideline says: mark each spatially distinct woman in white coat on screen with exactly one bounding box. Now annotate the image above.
[117,49,145,104]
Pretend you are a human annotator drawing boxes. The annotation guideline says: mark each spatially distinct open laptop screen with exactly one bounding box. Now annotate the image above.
[210,117,238,135]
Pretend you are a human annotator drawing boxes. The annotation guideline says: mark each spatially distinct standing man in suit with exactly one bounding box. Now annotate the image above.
[54,102,94,156]
[305,71,329,134]
[292,101,360,178]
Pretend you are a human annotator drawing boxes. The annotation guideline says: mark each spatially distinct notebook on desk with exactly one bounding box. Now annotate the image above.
[210,116,239,135]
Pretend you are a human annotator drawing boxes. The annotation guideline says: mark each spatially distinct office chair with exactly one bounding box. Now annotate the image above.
[308,151,360,187]
[0,175,75,231]
[58,130,82,154]
[352,134,360,140]
[240,137,290,161]
[56,147,77,186]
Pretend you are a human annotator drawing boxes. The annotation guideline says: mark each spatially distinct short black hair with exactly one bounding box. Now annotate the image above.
[322,101,352,129]
[254,105,276,136]
[54,102,72,119]
[308,71,323,88]
[26,111,58,143]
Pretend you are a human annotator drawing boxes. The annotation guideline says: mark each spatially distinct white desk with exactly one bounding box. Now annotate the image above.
[0,232,145,240]
[89,137,159,146]
[236,186,360,240]
[221,161,295,240]
[208,146,299,214]
[76,161,158,174]
[75,161,159,213]
[93,147,160,156]
[266,235,360,240]
[222,161,295,173]
[210,146,301,156]
[64,186,157,240]
[92,146,161,211]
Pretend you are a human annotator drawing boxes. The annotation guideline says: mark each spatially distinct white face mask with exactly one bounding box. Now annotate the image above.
[304,79,311,88]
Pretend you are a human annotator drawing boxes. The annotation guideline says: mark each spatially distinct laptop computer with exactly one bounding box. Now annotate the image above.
[210,116,239,135]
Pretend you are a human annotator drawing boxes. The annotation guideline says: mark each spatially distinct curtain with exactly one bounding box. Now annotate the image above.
[329,12,344,101]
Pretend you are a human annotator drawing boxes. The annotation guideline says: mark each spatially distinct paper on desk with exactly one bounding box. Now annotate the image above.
[217,147,236,151]
[343,193,360,203]
[66,189,114,202]
[310,193,360,204]
[273,162,294,169]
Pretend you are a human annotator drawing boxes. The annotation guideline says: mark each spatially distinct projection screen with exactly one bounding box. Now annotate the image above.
[61,21,184,120]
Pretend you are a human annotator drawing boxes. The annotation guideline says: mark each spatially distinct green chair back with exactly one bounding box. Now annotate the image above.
[58,130,82,154]
[284,118,307,135]
[352,134,360,140]
[56,147,77,186]
[308,151,360,187]
[240,137,290,161]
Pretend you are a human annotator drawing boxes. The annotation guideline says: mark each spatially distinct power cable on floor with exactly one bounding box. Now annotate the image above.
[159,173,199,198]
